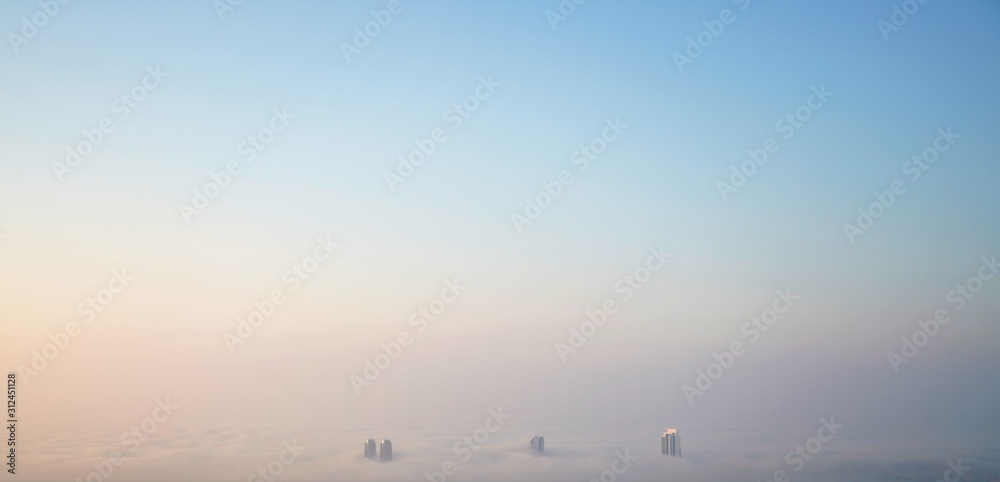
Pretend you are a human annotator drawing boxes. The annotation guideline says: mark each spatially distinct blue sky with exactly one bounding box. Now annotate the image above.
[4,0,997,262]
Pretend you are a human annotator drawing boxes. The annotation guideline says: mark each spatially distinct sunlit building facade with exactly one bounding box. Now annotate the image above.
[661,429,680,457]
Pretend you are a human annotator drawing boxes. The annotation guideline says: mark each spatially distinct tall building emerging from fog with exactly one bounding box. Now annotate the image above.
[530,436,544,454]
[364,439,377,459]
[661,429,680,457]
[380,439,393,462]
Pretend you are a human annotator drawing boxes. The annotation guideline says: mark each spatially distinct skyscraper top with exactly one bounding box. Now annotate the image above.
[380,439,393,462]
[530,436,544,454]
[662,429,680,457]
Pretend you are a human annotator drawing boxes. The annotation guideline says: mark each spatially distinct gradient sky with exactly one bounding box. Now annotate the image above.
[1,0,999,480]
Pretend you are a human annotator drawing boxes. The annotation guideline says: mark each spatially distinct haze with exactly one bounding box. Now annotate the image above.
[1,0,998,480]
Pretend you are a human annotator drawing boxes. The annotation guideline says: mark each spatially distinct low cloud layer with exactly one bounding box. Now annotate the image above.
[16,425,1000,481]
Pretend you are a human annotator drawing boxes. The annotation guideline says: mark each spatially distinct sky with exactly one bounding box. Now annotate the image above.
[1,0,999,480]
